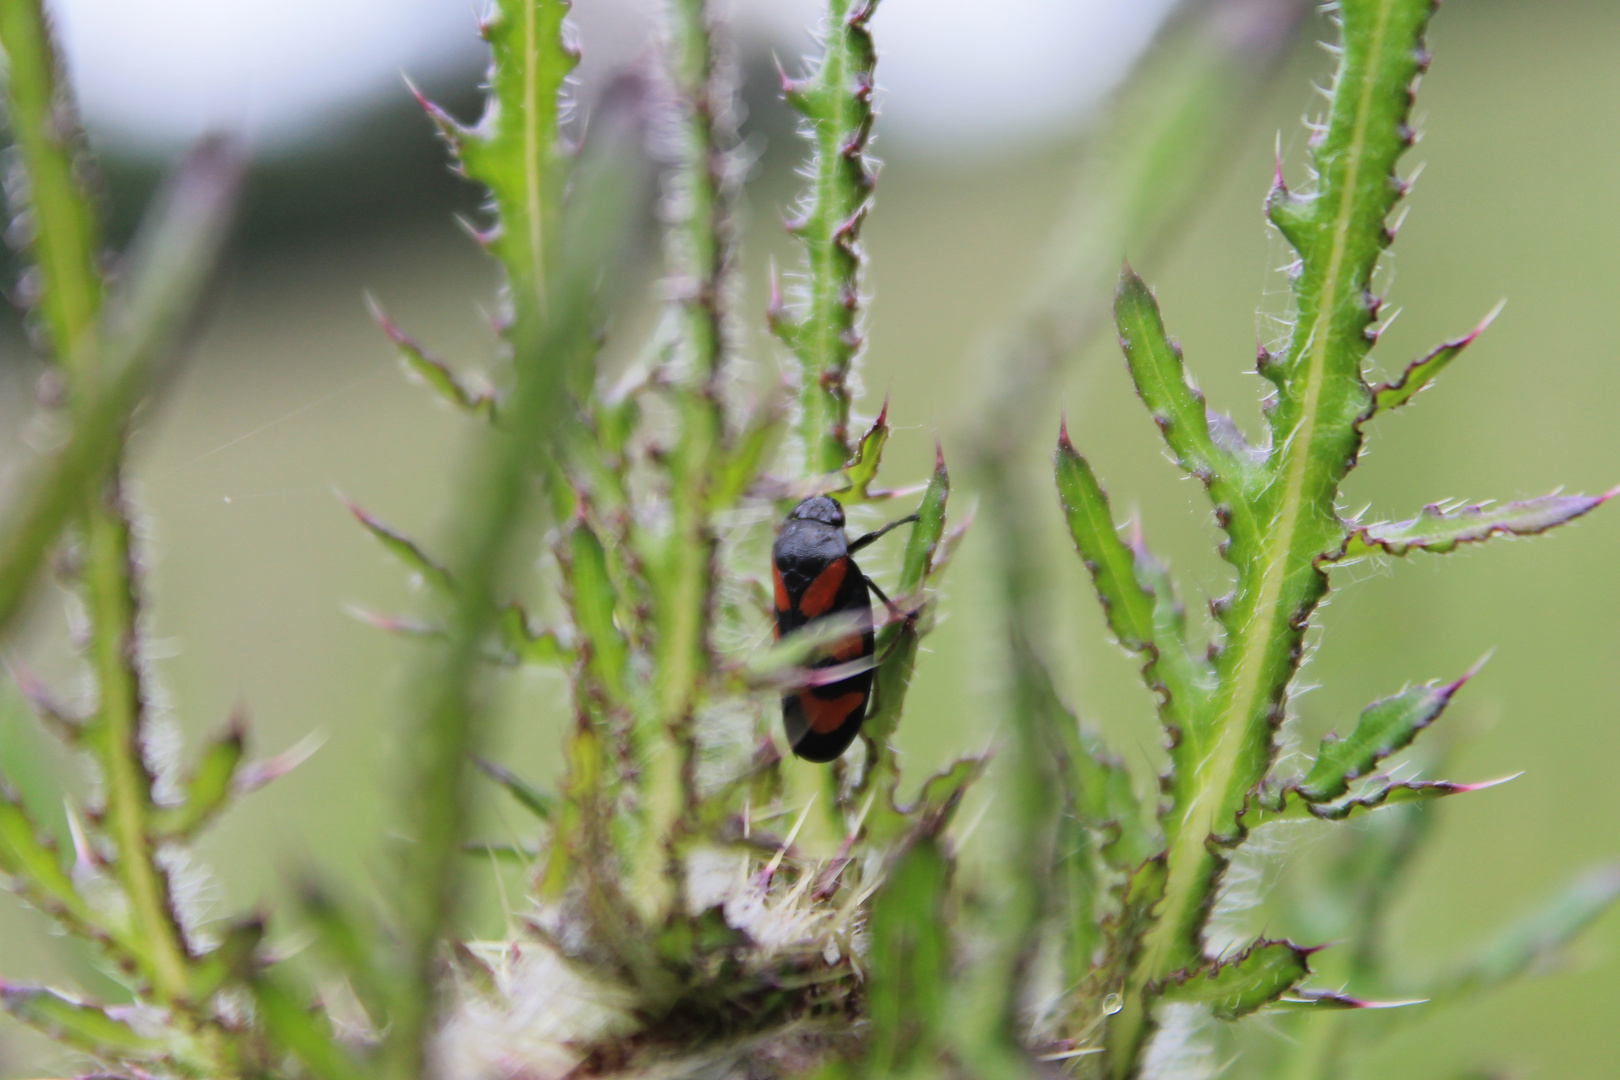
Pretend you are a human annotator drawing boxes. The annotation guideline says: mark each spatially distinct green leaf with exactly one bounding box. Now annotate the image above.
[1054,425,1207,764]
[150,719,246,839]
[865,754,986,845]
[348,501,454,592]
[1055,430,1156,654]
[1291,776,1516,823]
[497,603,571,666]
[436,0,577,363]
[1114,266,1259,517]
[462,841,538,864]
[1434,862,1620,1001]
[384,104,650,1080]
[1066,720,1156,871]
[565,517,629,701]
[1332,490,1617,560]
[369,296,494,417]
[1,984,166,1059]
[864,835,951,1074]
[839,400,891,499]
[1155,939,1313,1020]
[743,608,878,687]
[1370,301,1502,415]
[252,974,371,1080]
[865,446,949,748]
[473,756,554,821]
[1297,668,1476,803]
[0,784,109,944]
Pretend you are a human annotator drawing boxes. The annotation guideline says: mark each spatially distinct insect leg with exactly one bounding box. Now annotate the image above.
[863,575,914,624]
[847,512,919,554]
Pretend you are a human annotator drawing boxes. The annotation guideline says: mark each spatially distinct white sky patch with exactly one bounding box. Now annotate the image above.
[49,0,1176,155]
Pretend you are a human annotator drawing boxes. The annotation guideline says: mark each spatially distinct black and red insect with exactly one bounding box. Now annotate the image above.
[772,496,916,762]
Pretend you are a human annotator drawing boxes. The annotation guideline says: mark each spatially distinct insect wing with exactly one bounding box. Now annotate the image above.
[780,556,874,762]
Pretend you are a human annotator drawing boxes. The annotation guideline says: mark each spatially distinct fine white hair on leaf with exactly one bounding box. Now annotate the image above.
[1141,1002,1219,1080]
[156,842,220,949]
[1205,819,1317,959]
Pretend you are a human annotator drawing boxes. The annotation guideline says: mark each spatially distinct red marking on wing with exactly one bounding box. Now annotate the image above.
[797,690,865,734]
[798,557,848,618]
[773,564,790,612]
[831,634,865,662]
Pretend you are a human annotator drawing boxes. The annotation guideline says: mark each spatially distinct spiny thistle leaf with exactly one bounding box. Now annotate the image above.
[348,501,455,592]
[864,446,949,749]
[1012,624,1154,871]
[773,0,881,473]
[380,111,650,1080]
[565,517,630,703]
[497,603,571,665]
[437,0,577,360]
[0,984,167,1060]
[1154,939,1312,1020]
[473,756,555,821]
[7,664,85,743]
[1369,301,1502,415]
[1063,717,1156,872]
[295,883,392,1023]
[864,752,985,848]
[1109,2,1445,1068]
[1054,430,1163,655]
[1296,667,1477,803]
[1055,424,1208,773]
[839,399,890,500]
[233,730,324,795]
[369,296,495,417]
[1274,775,1517,823]
[1333,490,1618,560]
[0,783,112,946]
[149,718,246,839]
[1114,266,1260,520]
[744,607,878,685]
[1271,991,1426,1012]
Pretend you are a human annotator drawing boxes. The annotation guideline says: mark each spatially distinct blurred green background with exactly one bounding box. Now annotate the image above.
[1,0,1618,1076]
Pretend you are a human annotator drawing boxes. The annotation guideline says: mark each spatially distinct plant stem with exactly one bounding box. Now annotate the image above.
[649,0,733,854]
[776,0,880,474]
[0,0,189,1005]
[382,119,646,1080]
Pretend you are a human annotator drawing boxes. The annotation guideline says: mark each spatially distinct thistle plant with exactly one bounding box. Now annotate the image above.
[1036,1,1618,1075]
[0,1,1615,1079]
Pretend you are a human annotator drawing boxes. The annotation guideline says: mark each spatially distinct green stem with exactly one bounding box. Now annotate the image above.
[777,0,880,473]
[0,0,191,1007]
[640,0,735,912]
[0,0,101,373]
[381,119,645,1080]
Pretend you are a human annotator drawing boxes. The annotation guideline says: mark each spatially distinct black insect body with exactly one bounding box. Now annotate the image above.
[772,496,915,762]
